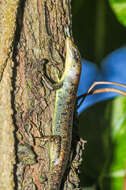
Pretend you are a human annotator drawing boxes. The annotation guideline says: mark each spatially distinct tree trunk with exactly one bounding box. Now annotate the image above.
[0,0,85,189]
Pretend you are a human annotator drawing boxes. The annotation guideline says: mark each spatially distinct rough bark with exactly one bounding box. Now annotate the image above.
[0,0,19,189]
[0,0,85,189]
[0,59,15,190]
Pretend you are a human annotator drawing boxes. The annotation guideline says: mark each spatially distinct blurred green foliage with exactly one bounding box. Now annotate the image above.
[72,0,85,16]
[72,0,126,63]
[109,0,126,26]
[99,97,126,189]
[72,0,126,189]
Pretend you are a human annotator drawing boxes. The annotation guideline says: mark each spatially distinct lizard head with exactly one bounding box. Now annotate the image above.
[65,37,81,78]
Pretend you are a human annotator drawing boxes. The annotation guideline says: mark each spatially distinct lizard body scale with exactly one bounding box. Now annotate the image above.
[42,37,81,189]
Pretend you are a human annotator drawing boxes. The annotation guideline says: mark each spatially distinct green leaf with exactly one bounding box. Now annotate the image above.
[109,0,126,26]
[99,96,126,190]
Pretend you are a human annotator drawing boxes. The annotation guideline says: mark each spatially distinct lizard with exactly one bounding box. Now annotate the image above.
[41,37,81,189]
[42,37,126,190]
